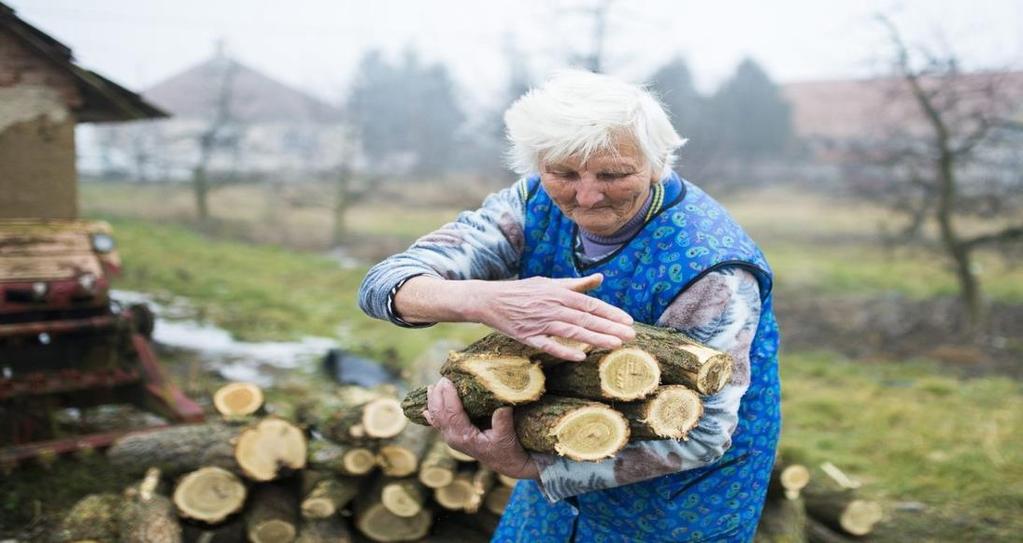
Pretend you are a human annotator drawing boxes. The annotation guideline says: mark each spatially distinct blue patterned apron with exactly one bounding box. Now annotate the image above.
[492,173,781,542]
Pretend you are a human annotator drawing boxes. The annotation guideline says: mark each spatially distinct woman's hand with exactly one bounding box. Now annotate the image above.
[424,378,539,480]
[466,273,635,360]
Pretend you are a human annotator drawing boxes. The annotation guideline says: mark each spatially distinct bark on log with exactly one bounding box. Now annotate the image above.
[514,396,630,461]
[353,483,432,542]
[628,323,734,395]
[803,466,882,536]
[302,388,407,442]
[418,440,457,489]
[53,493,121,543]
[307,437,376,476]
[118,468,183,543]
[465,466,495,514]
[805,516,856,543]
[617,385,703,440]
[300,471,361,519]
[246,484,299,543]
[544,347,661,400]
[172,467,247,524]
[485,484,513,515]
[108,424,241,477]
[180,518,245,543]
[755,495,808,543]
[235,417,308,481]
[296,517,353,543]
[376,423,433,477]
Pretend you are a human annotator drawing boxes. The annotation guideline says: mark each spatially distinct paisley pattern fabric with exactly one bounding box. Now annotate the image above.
[494,173,781,542]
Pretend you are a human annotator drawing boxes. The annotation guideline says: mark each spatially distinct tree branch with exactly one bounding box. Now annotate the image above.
[963,224,1023,250]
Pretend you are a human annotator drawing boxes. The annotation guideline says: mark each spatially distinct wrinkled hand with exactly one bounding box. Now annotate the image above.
[424,378,539,480]
[468,273,635,360]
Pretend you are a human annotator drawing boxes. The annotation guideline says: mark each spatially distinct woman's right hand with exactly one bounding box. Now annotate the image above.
[465,273,635,360]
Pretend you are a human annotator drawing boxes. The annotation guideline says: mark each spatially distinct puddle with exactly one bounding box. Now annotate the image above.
[112,290,337,387]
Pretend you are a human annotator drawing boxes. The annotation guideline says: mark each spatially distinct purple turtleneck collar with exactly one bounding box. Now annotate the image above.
[578,189,655,260]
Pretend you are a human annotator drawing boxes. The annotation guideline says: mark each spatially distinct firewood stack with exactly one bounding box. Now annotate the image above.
[755,459,884,542]
[69,358,517,541]
[401,323,726,461]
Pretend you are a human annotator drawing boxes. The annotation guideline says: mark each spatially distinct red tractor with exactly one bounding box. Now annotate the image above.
[0,220,203,467]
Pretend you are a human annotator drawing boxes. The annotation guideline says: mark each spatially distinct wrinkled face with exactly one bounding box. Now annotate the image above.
[540,138,658,237]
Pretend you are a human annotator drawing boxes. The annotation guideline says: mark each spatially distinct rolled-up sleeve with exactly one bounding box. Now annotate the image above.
[358,183,526,324]
[532,266,762,502]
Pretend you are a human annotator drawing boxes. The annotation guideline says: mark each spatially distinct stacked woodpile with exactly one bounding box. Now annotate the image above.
[755,459,884,543]
[58,373,513,542]
[402,323,729,461]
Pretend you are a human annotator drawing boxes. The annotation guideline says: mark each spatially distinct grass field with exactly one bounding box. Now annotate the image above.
[5,180,1021,540]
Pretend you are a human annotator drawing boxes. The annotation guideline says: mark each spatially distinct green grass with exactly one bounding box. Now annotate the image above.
[105,217,486,361]
[780,351,1023,541]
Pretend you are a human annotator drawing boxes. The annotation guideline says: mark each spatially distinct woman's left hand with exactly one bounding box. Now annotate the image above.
[424,377,539,480]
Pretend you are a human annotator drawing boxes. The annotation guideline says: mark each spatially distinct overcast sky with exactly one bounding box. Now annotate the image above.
[8,0,1023,112]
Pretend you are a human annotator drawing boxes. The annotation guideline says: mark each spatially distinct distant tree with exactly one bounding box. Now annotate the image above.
[647,56,713,176]
[709,58,793,163]
[191,52,246,225]
[346,49,465,177]
[850,16,1023,332]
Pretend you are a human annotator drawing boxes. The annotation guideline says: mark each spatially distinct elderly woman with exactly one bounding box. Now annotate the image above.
[359,70,780,542]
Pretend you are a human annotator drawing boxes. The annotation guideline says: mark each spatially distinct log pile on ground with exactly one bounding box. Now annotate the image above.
[402,323,723,461]
[77,357,524,542]
[754,459,884,542]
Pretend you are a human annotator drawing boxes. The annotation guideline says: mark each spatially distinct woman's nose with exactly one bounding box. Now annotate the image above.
[575,175,605,207]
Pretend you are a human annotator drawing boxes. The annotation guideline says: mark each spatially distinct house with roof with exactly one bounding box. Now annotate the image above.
[81,45,349,182]
[0,1,164,218]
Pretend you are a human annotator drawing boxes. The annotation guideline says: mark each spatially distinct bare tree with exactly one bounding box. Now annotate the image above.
[191,46,245,225]
[853,16,1023,332]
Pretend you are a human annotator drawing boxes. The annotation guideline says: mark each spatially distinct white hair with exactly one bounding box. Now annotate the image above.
[503,70,685,179]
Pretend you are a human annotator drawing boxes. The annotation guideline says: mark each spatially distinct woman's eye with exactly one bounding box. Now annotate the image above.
[598,172,630,180]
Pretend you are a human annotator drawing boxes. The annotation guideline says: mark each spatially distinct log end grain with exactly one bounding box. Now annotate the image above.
[235,418,308,481]
[362,398,408,438]
[355,502,432,542]
[633,385,703,439]
[551,405,629,461]
[597,348,660,400]
[213,382,264,417]
[172,467,246,524]
[841,499,883,536]
[447,353,545,404]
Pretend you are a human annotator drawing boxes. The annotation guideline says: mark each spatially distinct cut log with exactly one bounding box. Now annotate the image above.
[213,382,264,418]
[754,495,807,543]
[805,516,856,543]
[296,517,353,543]
[300,471,361,519]
[458,332,540,358]
[173,467,247,524]
[445,444,476,462]
[804,495,882,537]
[433,471,476,511]
[108,423,242,477]
[380,477,427,518]
[246,484,299,543]
[465,466,495,514]
[629,323,734,395]
[235,417,307,481]
[545,347,660,401]
[514,396,630,461]
[803,465,882,536]
[442,351,546,409]
[484,484,513,515]
[768,463,811,500]
[303,388,407,442]
[377,423,433,477]
[118,468,182,543]
[418,440,457,489]
[53,493,121,543]
[307,437,375,476]
[617,385,703,440]
[354,484,432,542]
[180,518,245,543]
